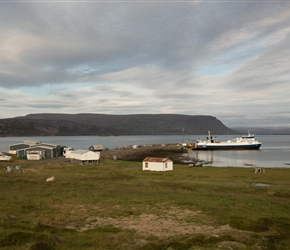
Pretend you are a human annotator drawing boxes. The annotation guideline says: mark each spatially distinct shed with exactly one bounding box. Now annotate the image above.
[9,142,34,154]
[37,143,62,157]
[142,157,173,171]
[63,147,73,157]
[10,140,62,160]
[9,140,41,152]
[67,149,100,165]
[17,145,59,159]
[25,145,58,159]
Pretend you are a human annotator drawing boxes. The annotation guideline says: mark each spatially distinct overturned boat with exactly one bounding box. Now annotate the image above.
[192,131,262,150]
[0,152,11,161]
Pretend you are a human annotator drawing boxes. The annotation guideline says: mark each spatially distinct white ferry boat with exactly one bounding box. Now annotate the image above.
[193,131,262,150]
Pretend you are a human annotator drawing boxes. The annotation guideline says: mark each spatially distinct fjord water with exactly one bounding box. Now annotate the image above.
[1,134,290,168]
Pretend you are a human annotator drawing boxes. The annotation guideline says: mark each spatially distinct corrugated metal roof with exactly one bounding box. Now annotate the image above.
[143,157,172,162]
[38,143,59,147]
[9,143,31,147]
[27,145,55,150]
[72,149,90,154]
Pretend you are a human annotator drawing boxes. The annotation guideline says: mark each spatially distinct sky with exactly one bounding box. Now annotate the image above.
[1,0,290,128]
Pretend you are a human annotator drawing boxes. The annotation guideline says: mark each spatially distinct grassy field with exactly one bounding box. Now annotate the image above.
[0,157,290,250]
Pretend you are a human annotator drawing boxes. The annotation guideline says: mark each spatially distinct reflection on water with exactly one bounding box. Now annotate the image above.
[189,150,256,167]
[188,149,290,168]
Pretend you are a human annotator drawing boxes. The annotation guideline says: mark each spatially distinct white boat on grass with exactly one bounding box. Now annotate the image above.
[193,131,262,150]
[0,152,11,161]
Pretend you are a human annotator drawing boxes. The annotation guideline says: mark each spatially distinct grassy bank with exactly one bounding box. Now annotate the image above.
[0,158,290,250]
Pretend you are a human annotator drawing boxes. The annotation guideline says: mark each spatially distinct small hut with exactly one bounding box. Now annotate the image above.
[67,149,100,165]
[142,157,173,171]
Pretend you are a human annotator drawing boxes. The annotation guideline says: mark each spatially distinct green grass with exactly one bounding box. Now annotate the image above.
[0,159,290,249]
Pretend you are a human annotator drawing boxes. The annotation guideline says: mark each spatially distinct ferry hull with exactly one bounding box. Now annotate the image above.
[193,143,262,150]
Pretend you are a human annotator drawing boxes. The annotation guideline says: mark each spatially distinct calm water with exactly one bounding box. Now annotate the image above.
[1,134,290,168]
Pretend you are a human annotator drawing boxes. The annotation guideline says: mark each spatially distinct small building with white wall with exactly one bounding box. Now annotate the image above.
[28,145,56,159]
[26,150,45,160]
[142,157,173,171]
[10,140,63,160]
[9,140,40,155]
[67,149,100,165]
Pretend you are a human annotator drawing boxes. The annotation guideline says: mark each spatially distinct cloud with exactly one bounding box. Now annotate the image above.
[0,1,290,127]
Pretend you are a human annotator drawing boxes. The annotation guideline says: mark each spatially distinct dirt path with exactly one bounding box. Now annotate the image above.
[48,204,255,249]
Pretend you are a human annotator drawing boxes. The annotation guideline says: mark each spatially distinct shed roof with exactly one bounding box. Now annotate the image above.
[9,143,31,147]
[143,157,172,162]
[38,143,59,147]
[26,145,55,150]
[72,149,91,154]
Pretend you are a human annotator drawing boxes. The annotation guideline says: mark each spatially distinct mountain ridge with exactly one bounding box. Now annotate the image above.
[0,113,237,136]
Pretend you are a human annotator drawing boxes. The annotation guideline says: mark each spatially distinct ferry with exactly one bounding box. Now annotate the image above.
[192,131,262,150]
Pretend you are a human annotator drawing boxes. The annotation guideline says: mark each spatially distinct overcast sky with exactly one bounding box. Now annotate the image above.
[1,0,290,128]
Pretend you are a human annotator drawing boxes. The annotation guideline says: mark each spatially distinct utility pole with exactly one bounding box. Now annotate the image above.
[182,128,185,143]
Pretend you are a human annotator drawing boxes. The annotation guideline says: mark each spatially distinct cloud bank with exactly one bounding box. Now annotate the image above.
[1,1,290,127]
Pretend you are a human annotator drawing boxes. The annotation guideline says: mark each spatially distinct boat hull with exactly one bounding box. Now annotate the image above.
[192,143,262,150]
[0,156,11,161]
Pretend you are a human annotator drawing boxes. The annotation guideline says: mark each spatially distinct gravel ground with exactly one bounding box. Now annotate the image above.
[100,144,190,163]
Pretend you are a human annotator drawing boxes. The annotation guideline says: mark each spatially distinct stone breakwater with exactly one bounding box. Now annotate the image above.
[100,144,189,163]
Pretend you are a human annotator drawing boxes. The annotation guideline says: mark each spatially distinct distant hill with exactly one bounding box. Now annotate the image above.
[0,113,237,136]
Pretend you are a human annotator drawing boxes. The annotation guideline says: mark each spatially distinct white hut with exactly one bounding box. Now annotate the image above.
[142,157,173,171]
[63,147,73,157]
[67,149,100,165]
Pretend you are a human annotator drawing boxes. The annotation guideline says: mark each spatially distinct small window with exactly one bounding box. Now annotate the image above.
[165,163,167,168]
[145,162,148,168]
